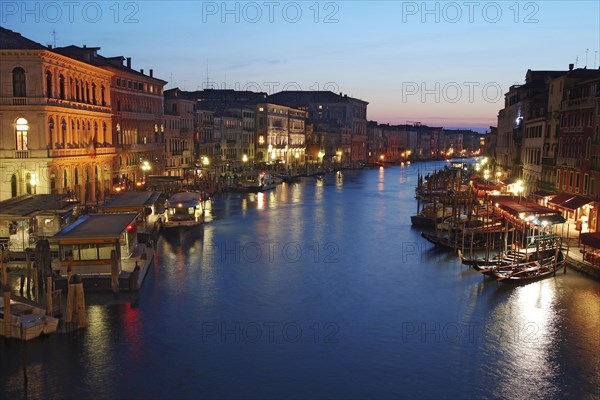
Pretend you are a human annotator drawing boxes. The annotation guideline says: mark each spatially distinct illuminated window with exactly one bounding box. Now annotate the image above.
[16,117,28,150]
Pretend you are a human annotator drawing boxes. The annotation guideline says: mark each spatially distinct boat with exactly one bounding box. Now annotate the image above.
[0,297,59,340]
[410,205,447,227]
[240,171,276,192]
[421,231,487,251]
[494,252,565,283]
[162,192,205,229]
[277,174,301,184]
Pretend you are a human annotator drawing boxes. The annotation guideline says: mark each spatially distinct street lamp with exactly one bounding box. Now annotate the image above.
[242,154,248,171]
[30,173,39,194]
[318,151,324,166]
[141,160,151,179]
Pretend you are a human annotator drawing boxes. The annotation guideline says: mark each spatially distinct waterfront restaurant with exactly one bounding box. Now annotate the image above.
[0,194,79,254]
[53,213,138,276]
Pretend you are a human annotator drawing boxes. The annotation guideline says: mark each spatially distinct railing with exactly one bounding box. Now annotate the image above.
[558,157,581,167]
[13,97,27,105]
[15,150,29,159]
[541,157,556,166]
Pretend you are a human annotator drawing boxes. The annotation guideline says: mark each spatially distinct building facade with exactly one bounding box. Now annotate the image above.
[0,28,114,203]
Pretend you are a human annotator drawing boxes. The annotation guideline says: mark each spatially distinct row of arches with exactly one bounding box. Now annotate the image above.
[558,136,592,159]
[11,66,110,108]
[48,115,112,149]
[9,163,114,203]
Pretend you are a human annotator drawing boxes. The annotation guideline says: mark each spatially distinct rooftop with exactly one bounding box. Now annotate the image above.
[54,213,138,240]
[0,194,78,218]
[101,191,163,210]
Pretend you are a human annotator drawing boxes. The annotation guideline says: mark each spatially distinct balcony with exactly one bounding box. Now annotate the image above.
[541,157,556,166]
[557,157,581,168]
[123,142,163,151]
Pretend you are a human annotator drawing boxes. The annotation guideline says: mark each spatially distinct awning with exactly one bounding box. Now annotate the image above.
[493,197,561,218]
[581,232,600,249]
[532,214,566,225]
[547,193,574,206]
[531,190,555,198]
[561,195,591,211]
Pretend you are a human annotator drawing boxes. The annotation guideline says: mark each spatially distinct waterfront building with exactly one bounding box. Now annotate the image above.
[254,103,307,165]
[53,46,167,188]
[164,89,195,177]
[195,109,216,166]
[268,91,368,162]
[0,28,114,202]
[229,106,256,165]
[366,122,385,162]
[554,75,600,232]
[215,111,243,169]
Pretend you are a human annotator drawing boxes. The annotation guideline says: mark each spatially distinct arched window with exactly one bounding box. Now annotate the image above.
[26,172,32,194]
[59,74,65,99]
[101,85,106,106]
[74,168,79,186]
[11,174,17,197]
[61,118,67,144]
[63,169,68,189]
[46,70,52,98]
[585,138,592,160]
[16,117,29,150]
[49,117,55,148]
[92,83,97,104]
[12,67,26,97]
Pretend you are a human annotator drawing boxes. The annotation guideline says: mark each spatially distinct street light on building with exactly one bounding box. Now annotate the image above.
[30,173,39,194]
[141,160,151,181]
[318,151,324,166]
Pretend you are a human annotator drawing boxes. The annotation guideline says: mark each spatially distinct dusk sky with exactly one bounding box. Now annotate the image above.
[2,1,599,131]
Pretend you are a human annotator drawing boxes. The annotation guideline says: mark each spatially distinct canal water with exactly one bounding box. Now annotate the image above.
[2,161,599,399]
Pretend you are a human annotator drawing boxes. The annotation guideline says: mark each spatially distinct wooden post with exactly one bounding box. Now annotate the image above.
[45,276,53,317]
[3,284,11,339]
[65,275,75,325]
[32,264,38,303]
[110,250,119,297]
[0,248,4,288]
[74,279,86,328]
[26,251,32,296]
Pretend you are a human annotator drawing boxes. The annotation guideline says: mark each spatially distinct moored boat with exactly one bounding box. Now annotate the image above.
[240,171,277,192]
[163,192,205,229]
[0,297,59,340]
[494,251,565,283]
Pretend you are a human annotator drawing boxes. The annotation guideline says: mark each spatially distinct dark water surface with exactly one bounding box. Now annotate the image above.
[2,161,599,399]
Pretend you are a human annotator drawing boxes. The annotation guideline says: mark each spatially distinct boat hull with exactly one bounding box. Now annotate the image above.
[0,299,59,341]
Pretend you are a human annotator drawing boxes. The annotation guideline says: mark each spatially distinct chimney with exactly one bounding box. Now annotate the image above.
[126,57,131,68]
[569,63,574,71]
[47,44,52,49]
[149,69,153,77]
[83,44,86,48]
[140,69,144,75]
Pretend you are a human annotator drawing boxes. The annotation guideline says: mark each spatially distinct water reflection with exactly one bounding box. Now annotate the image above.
[1,163,598,400]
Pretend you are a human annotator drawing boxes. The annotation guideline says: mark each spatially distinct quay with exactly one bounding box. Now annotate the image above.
[413,160,600,281]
